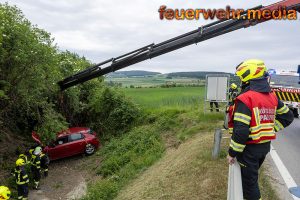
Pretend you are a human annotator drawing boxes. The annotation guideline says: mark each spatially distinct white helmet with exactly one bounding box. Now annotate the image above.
[33,146,42,155]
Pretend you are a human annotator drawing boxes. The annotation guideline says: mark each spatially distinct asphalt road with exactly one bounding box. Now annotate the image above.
[272,118,300,185]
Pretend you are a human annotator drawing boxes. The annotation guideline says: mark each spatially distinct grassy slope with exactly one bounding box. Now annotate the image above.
[116,131,228,200]
[116,130,279,200]
[82,86,279,200]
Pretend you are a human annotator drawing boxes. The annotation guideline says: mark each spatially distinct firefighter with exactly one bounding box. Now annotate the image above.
[210,101,219,112]
[224,83,239,130]
[40,152,50,177]
[227,59,294,200]
[228,83,238,105]
[14,159,29,200]
[30,146,42,189]
[0,186,11,200]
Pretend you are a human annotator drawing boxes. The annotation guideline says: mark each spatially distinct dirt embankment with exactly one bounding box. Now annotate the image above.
[29,155,88,200]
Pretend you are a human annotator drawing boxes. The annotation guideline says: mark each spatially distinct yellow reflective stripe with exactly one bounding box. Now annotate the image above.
[253,107,260,126]
[234,112,251,125]
[258,139,271,144]
[275,120,284,131]
[281,92,287,101]
[230,140,246,152]
[234,117,250,125]
[276,91,283,100]
[290,93,296,102]
[250,123,274,132]
[277,105,289,114]
[17,181,26,184]
[23,175,28,179]
[285,92,292,101]
[235,113,251,120]
[249,130,275,140]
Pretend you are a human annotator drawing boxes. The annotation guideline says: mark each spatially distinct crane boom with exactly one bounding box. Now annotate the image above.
[58,0,300,90]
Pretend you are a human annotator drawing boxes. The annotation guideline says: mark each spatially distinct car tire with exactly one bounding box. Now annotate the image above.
[85,144,95,155]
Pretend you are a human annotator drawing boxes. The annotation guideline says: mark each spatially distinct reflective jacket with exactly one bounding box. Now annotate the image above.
[40,153,50,171]
[14,167,29,185]
[30,154,41,170]
[236,90,278,144]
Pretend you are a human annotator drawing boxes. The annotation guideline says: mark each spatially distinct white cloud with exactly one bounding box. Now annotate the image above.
[2,0,300,73]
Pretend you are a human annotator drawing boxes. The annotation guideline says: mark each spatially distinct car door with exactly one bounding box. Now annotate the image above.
[67,133,86,156]
[47,136,69,160]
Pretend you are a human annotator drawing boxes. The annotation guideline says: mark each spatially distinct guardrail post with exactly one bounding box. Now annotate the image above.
[212,128,222,159]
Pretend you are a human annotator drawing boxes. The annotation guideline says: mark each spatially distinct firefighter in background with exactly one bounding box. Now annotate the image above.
[40,151,50,177]
[228,83,239,105]
[210,101,219,112]
[227,59,294,200]
[14,159,29,200]
[0,186,11,200]
[15,149,29,165]
[224,83,239,130]
[30,146,42,189]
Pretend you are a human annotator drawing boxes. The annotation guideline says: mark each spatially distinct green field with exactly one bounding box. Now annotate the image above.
[122,87,204,109]
[121,86,228,113]
[105,76,205,87]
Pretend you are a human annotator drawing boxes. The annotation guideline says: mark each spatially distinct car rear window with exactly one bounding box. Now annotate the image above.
[69,133,83,142]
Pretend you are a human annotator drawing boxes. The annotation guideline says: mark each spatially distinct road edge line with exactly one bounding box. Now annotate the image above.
[270,144,300,200]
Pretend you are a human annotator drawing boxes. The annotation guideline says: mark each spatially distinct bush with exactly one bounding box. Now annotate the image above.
[36,108,68,144]
[88,86,141,140]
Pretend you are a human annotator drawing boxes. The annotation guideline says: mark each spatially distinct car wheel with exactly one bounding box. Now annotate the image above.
[85,144,95,155]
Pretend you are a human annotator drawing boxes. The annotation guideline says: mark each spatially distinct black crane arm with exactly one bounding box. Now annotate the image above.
[58,0,300,90]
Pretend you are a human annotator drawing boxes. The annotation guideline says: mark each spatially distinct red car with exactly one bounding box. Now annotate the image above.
[32,127,100,160]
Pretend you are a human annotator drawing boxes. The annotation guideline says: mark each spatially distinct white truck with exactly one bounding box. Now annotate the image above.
[269,70,300,118]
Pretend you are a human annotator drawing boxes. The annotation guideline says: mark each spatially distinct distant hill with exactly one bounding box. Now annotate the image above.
[106,70,161,78]
[166,71,234,79]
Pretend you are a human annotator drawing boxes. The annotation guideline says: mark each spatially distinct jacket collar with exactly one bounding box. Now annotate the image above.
[241,77,271,93]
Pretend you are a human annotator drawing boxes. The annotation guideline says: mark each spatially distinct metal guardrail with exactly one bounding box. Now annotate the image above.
[212,129,223,159]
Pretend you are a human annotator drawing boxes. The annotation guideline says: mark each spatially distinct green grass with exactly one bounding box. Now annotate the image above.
[122,87,205,110]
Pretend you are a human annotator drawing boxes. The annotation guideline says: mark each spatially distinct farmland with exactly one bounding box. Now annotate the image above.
[122,87,205,110]
[104,75,205,87]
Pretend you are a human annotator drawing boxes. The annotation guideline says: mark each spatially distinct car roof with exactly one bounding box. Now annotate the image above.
[57,127,89,138]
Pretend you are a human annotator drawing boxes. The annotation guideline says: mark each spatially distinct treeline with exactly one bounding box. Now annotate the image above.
[0,3,140,143]
[106,70,161,78]
[167,71,234,79]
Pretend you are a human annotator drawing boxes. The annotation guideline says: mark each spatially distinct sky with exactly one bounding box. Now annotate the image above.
[2,0,300,73]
